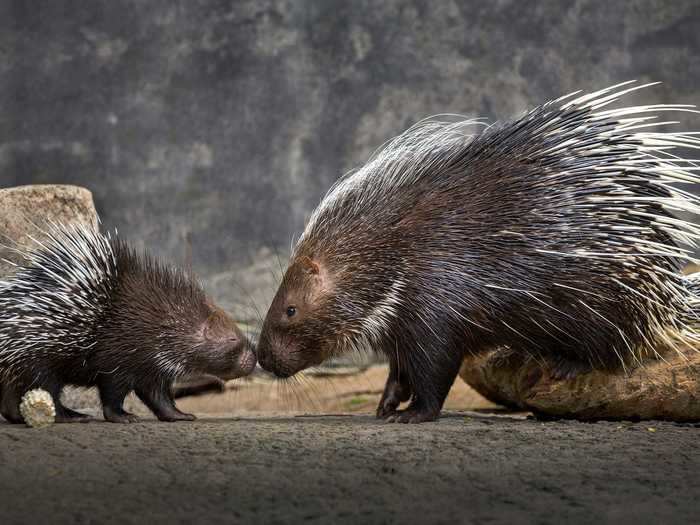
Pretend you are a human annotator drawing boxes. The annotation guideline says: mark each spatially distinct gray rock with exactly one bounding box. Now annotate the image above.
[0,184,98,277]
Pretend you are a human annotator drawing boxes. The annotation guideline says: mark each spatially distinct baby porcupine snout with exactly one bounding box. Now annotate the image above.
[199,306,257,379]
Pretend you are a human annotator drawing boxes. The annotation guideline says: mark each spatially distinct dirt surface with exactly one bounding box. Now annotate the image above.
[1,412,698,525]
[177,364,498,416]
[59,364,497,417]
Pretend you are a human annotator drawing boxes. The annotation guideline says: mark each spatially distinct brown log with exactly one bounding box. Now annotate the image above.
[459,342,700,421]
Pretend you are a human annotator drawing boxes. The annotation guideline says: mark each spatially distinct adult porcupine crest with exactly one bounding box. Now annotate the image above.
[257,81,700,423]
[0,222,255,423]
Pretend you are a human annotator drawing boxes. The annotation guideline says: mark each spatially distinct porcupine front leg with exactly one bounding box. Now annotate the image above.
[376,355,412,419]
[98,377,139,423]
[136,382,195,422]
[386,330,465,424]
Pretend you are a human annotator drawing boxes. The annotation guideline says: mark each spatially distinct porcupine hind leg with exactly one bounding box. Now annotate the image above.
[49,383,92,423]
[376,356,411,419]
[55,403,92,423]
[98,377,139,423]
[0,383,24,424]
[136,382,195,422]
[386,329,465,424]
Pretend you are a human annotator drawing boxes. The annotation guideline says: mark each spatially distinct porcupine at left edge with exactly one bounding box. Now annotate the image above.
[0,221,256,424]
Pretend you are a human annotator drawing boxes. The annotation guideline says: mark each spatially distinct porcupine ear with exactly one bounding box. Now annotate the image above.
[298,256,320,276]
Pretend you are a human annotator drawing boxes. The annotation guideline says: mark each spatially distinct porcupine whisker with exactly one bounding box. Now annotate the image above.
[270,243,286,283]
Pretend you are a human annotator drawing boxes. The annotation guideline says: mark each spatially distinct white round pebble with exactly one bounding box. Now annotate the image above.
[19,389,56,428]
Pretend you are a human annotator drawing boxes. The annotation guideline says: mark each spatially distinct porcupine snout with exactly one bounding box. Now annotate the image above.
[236,339,257,377]
[220,328,257,379]
[195,306,257,380]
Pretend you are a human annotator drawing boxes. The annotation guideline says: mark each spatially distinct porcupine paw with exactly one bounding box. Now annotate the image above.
[547,356,592,381]
[55,406,92,424]
[385,407,440,424]
[158,410,196,423]
[376,399,399,419]
[106,413,140,424]
[376,379,411,419]
[103,407,139,424]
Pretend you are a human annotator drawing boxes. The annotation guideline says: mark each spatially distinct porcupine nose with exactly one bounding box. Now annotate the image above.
[255,335,273,371]
[237,338,257,376]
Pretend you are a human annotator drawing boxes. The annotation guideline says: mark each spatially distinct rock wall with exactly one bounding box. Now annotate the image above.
[2,1,700,318]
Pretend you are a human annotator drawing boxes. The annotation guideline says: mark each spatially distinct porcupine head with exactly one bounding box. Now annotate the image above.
[103,237,258,383]
[256,211,406,378]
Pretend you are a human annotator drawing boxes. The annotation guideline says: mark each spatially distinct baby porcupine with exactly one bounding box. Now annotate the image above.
[257,81,700,423]
[0,222,256,424]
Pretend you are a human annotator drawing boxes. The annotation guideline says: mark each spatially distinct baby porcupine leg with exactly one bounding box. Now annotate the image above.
[55,404,92,423]
[136,383,195,422]
[41,382,92,423]
[98,378,139,423]
[0,383,24,424]
[376,357,412,419]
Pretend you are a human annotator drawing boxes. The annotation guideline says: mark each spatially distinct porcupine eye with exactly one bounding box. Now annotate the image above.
[286,306,297,318]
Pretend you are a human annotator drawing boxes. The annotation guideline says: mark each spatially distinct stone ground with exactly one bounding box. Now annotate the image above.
[1,367,699,524]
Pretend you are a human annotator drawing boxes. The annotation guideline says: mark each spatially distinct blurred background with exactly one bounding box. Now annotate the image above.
[2,0,700,325]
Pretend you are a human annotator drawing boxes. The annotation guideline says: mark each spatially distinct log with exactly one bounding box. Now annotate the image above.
[459,341,700,421]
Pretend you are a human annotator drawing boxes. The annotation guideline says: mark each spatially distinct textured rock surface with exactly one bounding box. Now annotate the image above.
[2,1,700,317]
[1,414,698,524]
[0,184,97,276]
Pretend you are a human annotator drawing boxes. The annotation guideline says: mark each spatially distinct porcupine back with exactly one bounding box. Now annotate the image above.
[0,222,211,388]
[296,81,700,371]
[0,223,117,385]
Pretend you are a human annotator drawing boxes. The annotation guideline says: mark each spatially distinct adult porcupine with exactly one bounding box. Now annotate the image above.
[257,81,700,423]
[0,222,256,424]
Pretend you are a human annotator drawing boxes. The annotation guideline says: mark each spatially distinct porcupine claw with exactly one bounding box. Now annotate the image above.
[385,407,440,424]
[103,406,140,424]
[106,413,140,424]
[376,385,409,419]
[376,361,412,419]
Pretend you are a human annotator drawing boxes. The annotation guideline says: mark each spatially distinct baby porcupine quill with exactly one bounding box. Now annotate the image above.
[0,222,256,424]
[257,81,700,423]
